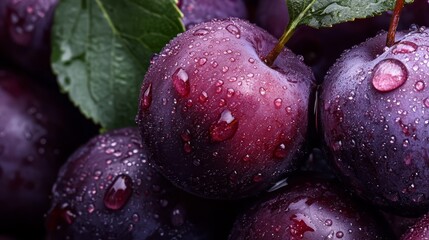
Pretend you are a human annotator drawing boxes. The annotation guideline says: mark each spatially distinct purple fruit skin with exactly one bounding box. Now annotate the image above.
[401,214,429,240]
[320,28,429,215]
[137,18,315,200]
[228,176,393,240]
[0,0,57,78]
[254,0,288,38]
[178,0,247,29]
[0,70,94,232]
[47,127,233,240]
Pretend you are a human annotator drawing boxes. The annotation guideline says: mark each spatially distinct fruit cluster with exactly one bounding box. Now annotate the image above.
[1,0,429,239]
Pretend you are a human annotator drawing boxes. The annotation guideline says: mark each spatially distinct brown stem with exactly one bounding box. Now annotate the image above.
[386,0,405,47]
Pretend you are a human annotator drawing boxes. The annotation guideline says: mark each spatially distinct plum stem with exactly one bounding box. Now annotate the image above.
[386,0,405,47]
[264,0,317,67]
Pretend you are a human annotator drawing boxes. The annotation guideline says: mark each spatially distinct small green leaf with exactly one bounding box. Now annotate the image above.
[287,0,414,28]
[51,0,184,130]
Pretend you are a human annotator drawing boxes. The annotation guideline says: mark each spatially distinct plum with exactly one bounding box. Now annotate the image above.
[0,0,58,79]
[136,18,315,199]
[228,174,394,239]
[47,127,235,240]
[0,70,95,235]
[320,27,429,215]
[178,0,247,29]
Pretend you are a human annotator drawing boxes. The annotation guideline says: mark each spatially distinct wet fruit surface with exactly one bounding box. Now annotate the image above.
[401,214,429,239]
[228,175,394,239]
[320,27,429,215]
[0,0,58,78]
[0,70,94,235]
[137,18,315,199]
[47,128,234,240]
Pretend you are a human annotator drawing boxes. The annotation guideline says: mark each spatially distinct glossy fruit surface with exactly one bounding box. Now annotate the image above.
[401,214,429,240]
[47,127,234,240]
[0,70,94,234]
[178,0,247,29]
[320,28,429,215]
[0,0,57,78]
[228,175,394,239]
[137,18,315,199]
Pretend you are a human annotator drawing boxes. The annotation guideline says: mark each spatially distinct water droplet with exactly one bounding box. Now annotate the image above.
[242,154,251,162]
[226,24,241,38]
[209,109,239,142]
[371,58,408,92]
[324,219,333,226]
[171,207,185,226]
[198,58,207,66]
[222,66,229,73]
[336,231,344,238]
[259,87,266,95]
[273,143,287,159]
[227,88,235,97]
[211,61,218,68]
[193,28,210,36]
[392,41,418,54]
[274,98,282,109]
[253,173,263,182]
[424,97,429,108]
[415,81,425,91]
[104,174,133,210]
[248,58,255,64]
[87,204,95,213]
[46,203,77,231]
[172,68,190,97]
[183,142,192,153]
[199,91,208,103]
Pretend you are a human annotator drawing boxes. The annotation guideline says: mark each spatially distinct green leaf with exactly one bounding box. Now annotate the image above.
[287,0,414,28]
[51,0,184,130]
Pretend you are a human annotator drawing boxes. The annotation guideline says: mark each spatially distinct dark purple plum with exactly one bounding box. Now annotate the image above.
[401,214,429,239]
[254,0,288,39]
[47,127,235,240]
[136,18,315,199]
[228,175,394,239]
[320,28,429,215]
[178,0,247,29]
[0,70,95,235]
[253,0,429,83]
[0,0,57,79]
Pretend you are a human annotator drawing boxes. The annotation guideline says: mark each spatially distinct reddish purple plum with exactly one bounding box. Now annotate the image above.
[0,0,58,79]
[136,18,315,199]
[47,127,235,240]
[178,0,247,29]
[0,70,95,235]
[320,28,429,215]
[228,175,394,239]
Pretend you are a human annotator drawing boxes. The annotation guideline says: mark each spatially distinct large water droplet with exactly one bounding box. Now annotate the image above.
[371,58,408,92]
[193,28,210,36]
[104,174,133,210]
[141,83,152,110]
[172,68,190,97]
[209,109,239,142]
[392,41,418,54]
[226,24,241,38]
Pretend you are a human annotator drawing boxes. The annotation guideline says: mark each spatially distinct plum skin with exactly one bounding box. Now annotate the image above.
[228,175,394,240]
[47,127,235,240]
[137,18,315,199]
[0,70,94,235]
[320,28,429,215]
